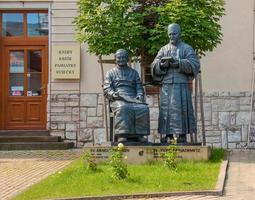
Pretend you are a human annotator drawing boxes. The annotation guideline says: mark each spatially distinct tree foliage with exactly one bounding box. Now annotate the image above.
[74,0,225,57]
[74,0,144,56]
[149,0,225,56]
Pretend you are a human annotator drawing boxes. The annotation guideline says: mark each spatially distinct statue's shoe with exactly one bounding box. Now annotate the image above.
[137,136,148,143]
[177,134,187,144]
[161,135,174,143]
[118,137,127,142]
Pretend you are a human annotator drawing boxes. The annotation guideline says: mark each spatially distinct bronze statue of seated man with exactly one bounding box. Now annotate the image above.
[103,49,150,143]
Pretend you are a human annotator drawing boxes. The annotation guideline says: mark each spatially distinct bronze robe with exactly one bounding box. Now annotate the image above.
[151,41,200,135]
[104,66,150,136]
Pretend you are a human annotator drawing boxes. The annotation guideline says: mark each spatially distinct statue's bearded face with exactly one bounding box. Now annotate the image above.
[168,26,181,45]
[115,52,128,67]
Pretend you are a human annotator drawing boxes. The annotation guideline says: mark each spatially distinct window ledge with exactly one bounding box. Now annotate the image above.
[145,85,160,95]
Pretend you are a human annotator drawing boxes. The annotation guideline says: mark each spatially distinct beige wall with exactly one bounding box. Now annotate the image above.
[49,0,81,93]
[81,45,99,93]
[201,0,254,92]
[49,0,112,93]
[80,45,115,93]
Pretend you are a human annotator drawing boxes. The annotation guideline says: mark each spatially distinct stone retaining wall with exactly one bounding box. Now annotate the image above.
[48,92,254,148]
[197,92,252,148]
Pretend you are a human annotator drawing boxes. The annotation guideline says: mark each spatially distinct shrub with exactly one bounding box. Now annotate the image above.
[83,152,97,171]
[109,143,129,180]
[162,137,178,170]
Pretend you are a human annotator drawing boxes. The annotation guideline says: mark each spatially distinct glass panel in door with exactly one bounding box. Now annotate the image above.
[9,51,24,96]
[27,50,42,96]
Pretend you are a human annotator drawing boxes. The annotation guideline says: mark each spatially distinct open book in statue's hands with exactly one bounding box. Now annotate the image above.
[161,56,179,68]
[161,56,176,63]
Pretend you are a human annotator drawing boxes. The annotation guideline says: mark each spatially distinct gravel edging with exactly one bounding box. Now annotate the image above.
[53,159,229,200]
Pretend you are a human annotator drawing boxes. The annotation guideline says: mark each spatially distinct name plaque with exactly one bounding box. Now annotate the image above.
[52,45,80,79]
[84,146,211,164]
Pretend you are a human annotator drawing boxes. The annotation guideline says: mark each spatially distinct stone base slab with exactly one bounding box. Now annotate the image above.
[84,145,211,164]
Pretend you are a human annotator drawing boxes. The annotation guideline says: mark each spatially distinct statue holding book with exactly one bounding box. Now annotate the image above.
[151,23,200,143]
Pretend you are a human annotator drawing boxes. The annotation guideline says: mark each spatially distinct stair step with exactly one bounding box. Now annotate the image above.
[0,136,61,143]
[0,130,75,150]
[0,142,74,151]
[0,130,50,136]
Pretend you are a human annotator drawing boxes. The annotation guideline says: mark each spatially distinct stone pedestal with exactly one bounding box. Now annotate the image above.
[83,145,211,164]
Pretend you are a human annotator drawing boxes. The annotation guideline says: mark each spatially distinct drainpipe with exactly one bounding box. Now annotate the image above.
[248,0,255,146]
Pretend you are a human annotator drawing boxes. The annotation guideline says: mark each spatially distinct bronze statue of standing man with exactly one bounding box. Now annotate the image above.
[151,23,200,143]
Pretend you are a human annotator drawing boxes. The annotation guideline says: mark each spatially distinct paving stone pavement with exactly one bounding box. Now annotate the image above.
[1,149,255,200]
[0,150,82,200]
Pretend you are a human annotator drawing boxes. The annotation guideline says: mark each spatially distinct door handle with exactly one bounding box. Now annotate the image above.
[40,85,46,94]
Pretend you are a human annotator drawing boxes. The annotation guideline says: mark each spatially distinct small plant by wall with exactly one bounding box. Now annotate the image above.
[109,143,129,180]
[83,152,97,171]
[162,137,179,170]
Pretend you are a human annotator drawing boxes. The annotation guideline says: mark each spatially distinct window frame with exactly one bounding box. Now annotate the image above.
[0,10,48,39]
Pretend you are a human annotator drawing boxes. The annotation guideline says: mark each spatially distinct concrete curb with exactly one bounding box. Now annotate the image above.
[215,159,229,196]
[53,160,229,200]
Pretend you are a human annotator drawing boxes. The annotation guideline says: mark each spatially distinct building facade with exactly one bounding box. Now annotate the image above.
[0,0,255,148]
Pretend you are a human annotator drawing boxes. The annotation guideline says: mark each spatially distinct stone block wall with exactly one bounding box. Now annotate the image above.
[47,92,80,146]
[197,92,252,148]
[48,91,254,148]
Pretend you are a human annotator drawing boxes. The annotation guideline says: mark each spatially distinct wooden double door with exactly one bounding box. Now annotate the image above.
[0,45,48,129]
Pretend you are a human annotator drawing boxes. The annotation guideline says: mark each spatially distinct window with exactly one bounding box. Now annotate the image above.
[27,13,48,36]
[27,50,42,96]
[8,50,43,97]
[1,11,48,37]
[2,13,23,36]
[9,51,25,96]
[143,65,160,94]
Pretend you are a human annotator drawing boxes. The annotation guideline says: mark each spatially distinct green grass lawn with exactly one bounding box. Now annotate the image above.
[13,149,225,200]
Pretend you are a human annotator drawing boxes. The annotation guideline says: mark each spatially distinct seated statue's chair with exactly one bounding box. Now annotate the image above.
[108,100,115,142]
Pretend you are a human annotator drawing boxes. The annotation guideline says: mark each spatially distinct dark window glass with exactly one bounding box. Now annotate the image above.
[27,73,41,96]
[2,13,23,36]
[27,13,48,36]
[9,74,24,96]
[28,50,42,72]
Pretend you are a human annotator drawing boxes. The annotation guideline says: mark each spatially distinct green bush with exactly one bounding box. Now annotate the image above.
[209,148,226,162]
[109,143,129,180]
[83,152,97,171]
[162,145,178,170]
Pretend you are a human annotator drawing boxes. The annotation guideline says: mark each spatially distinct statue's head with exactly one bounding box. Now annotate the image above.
[115,49,129,67]
[167,23,181,45]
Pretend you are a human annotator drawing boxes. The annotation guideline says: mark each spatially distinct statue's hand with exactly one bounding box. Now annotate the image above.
[112,92,120,100]
[169,58,179,68]
[159,59,170,69]
[136,94,145,103]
